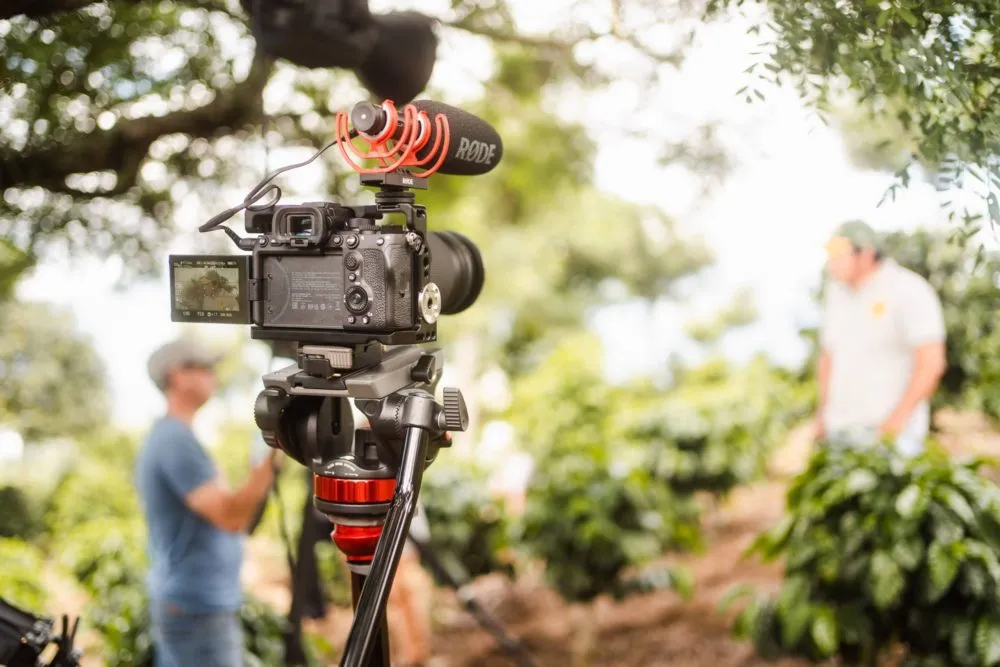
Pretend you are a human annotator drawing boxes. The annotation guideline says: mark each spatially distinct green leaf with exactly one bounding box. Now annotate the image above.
[845,468,879,495]
[953,619,978,666]
[718,584,756,614]
[811,607,839,657]
[876,9,891,28]
[939,487,976,525]
[897,7,918,27]
[781,599,812,647]
[896,484,929,519]
[927,541,960,603]
[870,551,905,609]
[976,616,1000,666]
[891,536,923,571]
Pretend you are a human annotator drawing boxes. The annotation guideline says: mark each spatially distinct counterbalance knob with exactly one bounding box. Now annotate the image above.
[439,387,469,432]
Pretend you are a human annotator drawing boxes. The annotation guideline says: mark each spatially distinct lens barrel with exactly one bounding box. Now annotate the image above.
[427,231,484,315]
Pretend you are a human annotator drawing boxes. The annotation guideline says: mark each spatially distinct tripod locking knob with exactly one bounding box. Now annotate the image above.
[439,387,469,432]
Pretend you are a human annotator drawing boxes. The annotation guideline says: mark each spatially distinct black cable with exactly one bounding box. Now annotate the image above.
[199,130,357,235]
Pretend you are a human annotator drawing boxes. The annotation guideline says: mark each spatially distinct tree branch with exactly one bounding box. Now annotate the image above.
[0,0,94,20]
[0,52,272,195]
[443,13,684,67]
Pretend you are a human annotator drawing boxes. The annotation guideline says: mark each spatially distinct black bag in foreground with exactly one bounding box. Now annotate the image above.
[0,598,79,667]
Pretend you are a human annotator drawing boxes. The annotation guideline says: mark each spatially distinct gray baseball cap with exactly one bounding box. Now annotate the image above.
[147,338,223,392]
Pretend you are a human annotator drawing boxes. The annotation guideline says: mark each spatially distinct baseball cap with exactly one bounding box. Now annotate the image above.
[827,220,881,256]
[147,338,224,392]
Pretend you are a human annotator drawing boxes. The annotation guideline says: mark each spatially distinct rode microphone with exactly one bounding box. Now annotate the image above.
[347,100,503,176]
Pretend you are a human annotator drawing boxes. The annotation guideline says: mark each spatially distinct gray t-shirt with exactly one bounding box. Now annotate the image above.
[821,260,945,442]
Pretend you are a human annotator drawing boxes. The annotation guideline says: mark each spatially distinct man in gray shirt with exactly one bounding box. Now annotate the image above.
[816,220,947,455]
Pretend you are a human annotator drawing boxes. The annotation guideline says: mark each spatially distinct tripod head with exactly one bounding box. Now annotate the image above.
[254,341,468,665]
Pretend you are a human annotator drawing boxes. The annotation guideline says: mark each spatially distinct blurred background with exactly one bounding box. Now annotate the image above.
[1,0,999,665]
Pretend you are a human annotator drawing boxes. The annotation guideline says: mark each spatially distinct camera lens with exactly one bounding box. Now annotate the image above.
[427,231,485,315]
[345,286,369,314]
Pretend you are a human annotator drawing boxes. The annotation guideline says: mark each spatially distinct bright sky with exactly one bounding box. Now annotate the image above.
[13,0,987,450]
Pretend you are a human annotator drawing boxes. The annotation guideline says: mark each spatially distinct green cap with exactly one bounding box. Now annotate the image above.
[831,220,880,251]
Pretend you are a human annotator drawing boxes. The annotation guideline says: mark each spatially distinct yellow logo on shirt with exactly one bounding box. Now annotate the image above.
[872,300,887,317]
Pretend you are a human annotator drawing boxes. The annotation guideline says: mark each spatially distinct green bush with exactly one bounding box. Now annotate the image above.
[315,540,353,608]
[242,594,292,667]
[0,538,47,612]
[87,582,154,667]
[45,462,140,535]
[636,357,813,495]
[420,462,514,584]
[730,445,1000,666]
[0,485,42,540]
[519,438,701,603]
[58,518,146,594]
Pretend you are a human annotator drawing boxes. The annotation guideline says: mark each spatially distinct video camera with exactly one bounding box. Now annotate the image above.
[169,100,497,354]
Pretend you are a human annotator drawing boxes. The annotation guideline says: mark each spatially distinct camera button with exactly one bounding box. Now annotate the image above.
[346,235,359,248]
[348,273,357,281]
[347,316,356,324]
[332,235,343,246]
[362,316,370,325]
[376,238,385,246]
[344,254,360,271]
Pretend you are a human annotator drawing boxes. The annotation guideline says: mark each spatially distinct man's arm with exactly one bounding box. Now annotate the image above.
[186,452,280,533]
[881,276,947,436]
[881,342,946,435]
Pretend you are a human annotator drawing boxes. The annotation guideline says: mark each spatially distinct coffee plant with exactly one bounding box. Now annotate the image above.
[635,356,813,495]
[730,444,1000,666]
[519,436,700,604]
[420,461,514,584]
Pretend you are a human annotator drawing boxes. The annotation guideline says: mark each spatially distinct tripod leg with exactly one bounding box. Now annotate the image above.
[351,573,391,667]
[340,424,429,667]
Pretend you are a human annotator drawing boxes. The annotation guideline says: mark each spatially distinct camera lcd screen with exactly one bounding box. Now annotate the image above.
[170,255,251,324]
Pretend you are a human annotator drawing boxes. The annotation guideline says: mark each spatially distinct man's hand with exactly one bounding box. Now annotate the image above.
[879,410,910,439]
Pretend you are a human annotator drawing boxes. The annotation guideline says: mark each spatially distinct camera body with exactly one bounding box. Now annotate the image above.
[171,195,442,346]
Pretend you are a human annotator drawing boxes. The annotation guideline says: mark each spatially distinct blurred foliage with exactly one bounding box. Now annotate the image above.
[519,431,702,603]
[509,331,811,602]
[882,228,1000,422]
[707,0,1000,221]
[0,538,48,612]
[314,540,353,609]
[637,355,813,494]
[45,460,140,535]
[0,0,713,290]
[241,594,292,667]
[730,444,1000,666]
[420,460,514,583]
[0,300,109,442]
[57,517,147,595]
[0,484,43,540]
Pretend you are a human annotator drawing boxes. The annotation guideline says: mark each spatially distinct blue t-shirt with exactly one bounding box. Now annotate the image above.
[134,416,243,612]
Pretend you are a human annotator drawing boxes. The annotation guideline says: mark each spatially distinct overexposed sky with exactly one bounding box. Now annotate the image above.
[14,0,983,444]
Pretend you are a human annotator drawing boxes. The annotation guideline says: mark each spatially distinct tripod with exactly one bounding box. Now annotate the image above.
[255,342,467,667]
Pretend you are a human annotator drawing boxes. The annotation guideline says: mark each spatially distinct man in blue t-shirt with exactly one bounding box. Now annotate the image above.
[136,338,280,667]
